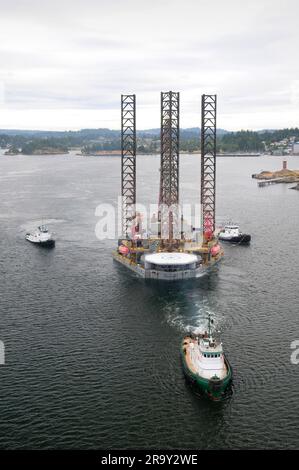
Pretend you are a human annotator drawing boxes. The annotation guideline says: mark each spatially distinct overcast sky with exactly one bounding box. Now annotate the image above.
[0,0,298,130]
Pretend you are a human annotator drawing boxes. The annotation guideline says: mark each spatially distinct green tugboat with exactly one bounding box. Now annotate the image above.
[181,315,232,401]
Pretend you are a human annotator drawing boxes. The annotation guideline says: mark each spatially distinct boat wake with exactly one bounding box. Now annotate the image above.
[165,300,221,336]
[19,218,66,233]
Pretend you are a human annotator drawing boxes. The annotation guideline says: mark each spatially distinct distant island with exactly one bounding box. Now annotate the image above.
[252,163,299,187]
[1,127,299,156]
[3,138,68,156]
[252,168,299,181]
[5,146,68,156]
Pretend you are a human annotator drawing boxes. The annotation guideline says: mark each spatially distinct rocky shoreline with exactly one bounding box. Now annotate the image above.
[252,168,299,185]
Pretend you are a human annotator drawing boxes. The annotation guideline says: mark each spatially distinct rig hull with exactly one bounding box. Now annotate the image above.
[112,250,222,281]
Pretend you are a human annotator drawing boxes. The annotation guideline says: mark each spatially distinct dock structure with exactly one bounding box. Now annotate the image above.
[258,178,285,187]
[257,177,299,187]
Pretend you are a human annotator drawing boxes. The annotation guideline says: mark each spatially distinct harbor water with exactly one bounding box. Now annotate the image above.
[0,151,298,449]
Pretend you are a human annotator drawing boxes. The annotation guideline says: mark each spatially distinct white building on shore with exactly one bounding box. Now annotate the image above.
[293,142,299,155]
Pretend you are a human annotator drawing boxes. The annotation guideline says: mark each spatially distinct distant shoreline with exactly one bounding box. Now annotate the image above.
[1,127,299,157]
[2,149,295,158]
[80,151,262,157]
[4,148,68,156]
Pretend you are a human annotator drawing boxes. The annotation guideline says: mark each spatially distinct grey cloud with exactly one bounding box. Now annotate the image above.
[0,0,298,129]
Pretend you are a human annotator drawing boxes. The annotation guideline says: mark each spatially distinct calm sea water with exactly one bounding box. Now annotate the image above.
[0,150,298,449]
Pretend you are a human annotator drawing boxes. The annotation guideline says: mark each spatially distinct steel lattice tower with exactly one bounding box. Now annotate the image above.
[159,91,180,240]
[201,94,217,239]
[121,94,136,237]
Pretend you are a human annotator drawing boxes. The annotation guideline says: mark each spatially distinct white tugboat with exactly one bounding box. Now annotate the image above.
[25,225,55,248]
[218,224,251,245]
[181,315,232,400]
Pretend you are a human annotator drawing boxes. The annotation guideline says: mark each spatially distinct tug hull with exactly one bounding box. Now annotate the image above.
[25,235,55,248]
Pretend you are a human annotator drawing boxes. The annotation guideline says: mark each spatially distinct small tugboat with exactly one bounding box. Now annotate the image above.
[181,315,232,401]
[25,225,55,248]
[218,224,251,244]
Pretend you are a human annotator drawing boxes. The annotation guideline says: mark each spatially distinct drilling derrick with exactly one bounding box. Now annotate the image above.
[121,94,136,238]
[201,94,217,244]
[159,91,180,242]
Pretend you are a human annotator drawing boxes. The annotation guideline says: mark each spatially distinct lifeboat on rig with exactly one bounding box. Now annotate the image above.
[118,245,130,255]
[210,244,221,257]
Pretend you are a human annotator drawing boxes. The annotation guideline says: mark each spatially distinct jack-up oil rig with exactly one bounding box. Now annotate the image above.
[112,92,224,280]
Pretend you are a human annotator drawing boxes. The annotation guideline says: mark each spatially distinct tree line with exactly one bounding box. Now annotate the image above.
[1,127,299,154]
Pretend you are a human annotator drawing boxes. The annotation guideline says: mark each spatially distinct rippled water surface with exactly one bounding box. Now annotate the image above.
[0,151,298,449]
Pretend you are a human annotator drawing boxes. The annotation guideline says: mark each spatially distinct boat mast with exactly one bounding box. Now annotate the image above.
[207,313,214,337]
